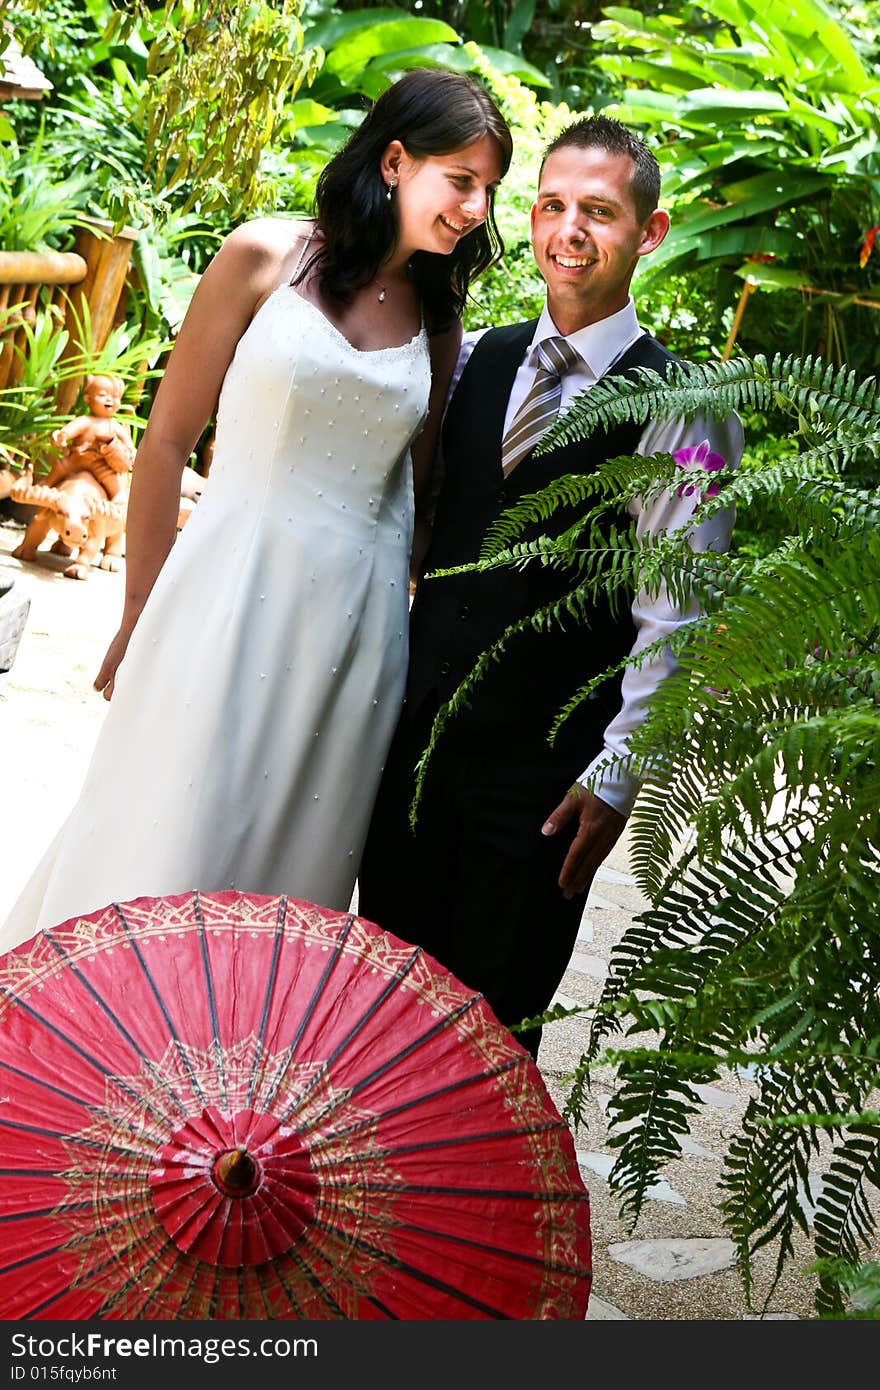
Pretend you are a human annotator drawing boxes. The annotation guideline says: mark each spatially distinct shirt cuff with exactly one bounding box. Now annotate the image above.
[578,751,641,818]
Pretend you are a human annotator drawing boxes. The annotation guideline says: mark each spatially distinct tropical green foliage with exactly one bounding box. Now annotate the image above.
[0,306,73,468]
[27,67,162,233]
[593,0,880,368]
[358,0,615,105]
[261,7,503,219]
[0,130,92,249]
[15,0,323,218]
[415,352,880,1314]
[5,2,555,231]
[285,6,553,225]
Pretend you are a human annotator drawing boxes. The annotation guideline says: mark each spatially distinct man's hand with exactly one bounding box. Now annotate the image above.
[541,784,626,900]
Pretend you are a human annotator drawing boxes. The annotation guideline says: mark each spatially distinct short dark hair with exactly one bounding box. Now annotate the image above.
[540,116,661,223]
[305,70,513,333]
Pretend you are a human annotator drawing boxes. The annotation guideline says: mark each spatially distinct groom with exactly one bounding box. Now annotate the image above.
[358,115,742,1058]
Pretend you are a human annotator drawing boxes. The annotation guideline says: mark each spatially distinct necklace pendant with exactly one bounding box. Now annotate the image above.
[377,287,386,303]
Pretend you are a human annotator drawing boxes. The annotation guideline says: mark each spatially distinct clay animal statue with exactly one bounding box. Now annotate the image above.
[46,374,136,501]
[10,471,127,580]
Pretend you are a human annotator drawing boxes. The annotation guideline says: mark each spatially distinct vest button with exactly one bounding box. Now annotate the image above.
[458,604,471,620]
[497,487,508,503]
[439,660,452,677]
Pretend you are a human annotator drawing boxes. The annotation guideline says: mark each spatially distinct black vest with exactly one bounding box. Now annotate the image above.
[406,320,677,747]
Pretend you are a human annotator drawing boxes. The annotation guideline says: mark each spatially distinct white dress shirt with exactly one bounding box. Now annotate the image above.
[444,298,744,816]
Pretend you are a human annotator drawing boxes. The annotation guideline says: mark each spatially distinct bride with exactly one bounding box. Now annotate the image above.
[0,69,511,951]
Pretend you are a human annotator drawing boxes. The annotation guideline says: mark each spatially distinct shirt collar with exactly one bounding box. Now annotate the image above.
[531,298,643,379]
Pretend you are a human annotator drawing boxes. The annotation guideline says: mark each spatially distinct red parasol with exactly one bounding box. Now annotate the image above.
[0,891,590,1320]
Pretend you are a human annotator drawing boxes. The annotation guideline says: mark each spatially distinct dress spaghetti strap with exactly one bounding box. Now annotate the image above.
[289,220,318,287]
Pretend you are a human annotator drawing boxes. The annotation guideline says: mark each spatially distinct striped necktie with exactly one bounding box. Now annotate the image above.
[500,335,581,477]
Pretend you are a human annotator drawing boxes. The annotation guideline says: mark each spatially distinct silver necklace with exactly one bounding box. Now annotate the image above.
[375,265,410,302]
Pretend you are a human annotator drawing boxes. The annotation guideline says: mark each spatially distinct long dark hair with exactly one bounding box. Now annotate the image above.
[301,69,512,333]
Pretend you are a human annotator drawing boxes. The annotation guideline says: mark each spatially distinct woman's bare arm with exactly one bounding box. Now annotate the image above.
[94,220,303,698]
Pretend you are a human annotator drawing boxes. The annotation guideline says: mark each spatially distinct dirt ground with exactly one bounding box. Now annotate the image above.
[1,515,122,912]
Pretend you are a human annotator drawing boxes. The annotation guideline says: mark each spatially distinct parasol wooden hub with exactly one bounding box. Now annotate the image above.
[148,1104,320,1265]
[212,1146,260,1198]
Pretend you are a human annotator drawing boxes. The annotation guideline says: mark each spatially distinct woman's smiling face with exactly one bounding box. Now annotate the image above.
[387,134,504,259]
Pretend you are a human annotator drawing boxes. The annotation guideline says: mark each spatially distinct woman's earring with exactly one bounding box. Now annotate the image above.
[386,176,397,202]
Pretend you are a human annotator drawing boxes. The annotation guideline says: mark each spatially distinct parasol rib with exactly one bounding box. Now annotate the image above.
[260,911,357,1113]
[361,1119,563,1157]
[113,903,209,1107]
[377,1217,589,1278]
[345,993,483,1096]
[305,1222,513,1318]
[0,983,124,1094]
[247,895,288,1109]
[275,1245,351,1319]
[193,893,229,1110]
[272,940,429,1128]
[311,940,424,1076]
[0,1056,104,1107]
[44,929,192,1127]
[307,1057,524,1154]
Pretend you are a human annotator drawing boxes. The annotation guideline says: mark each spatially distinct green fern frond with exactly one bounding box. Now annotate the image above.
[711,461,880,532]
[721,1075,819,1305]
[477,462,649,560]
[536,354,880,457]
[602,1049,715,1228]
[426,349,880,1312]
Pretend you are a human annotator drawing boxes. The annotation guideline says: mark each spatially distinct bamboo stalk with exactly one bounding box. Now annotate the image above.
[794,284,880,312]
[54,221,137,416]
[0,251,87,286]
[722,277,757,361]
[0,283,28,392]
[7,286,37,387]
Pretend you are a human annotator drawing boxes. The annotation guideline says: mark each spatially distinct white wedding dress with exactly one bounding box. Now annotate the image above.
[0,286,431,950]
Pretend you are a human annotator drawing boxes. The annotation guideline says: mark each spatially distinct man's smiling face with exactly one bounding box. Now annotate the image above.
[530,144,668,335]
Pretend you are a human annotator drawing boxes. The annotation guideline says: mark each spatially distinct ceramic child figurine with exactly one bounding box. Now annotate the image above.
[47,374,136,500]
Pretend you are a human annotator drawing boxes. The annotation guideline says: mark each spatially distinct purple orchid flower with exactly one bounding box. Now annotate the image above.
[673,439,727,499]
